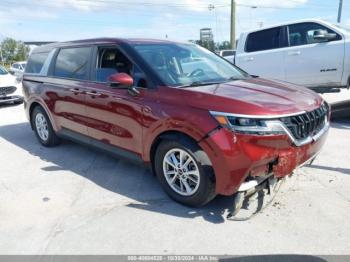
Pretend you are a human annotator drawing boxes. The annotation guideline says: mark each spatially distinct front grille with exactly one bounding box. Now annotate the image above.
[280,103,329,140]
[0,86,16,96]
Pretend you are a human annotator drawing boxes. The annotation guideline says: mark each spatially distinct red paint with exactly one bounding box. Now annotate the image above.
[108,73,134,87]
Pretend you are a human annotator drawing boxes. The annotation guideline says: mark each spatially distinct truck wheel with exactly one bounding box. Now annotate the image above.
[154,138,216,207]
[31,106,60,147]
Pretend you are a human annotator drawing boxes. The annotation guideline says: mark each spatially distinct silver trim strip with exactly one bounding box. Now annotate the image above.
[210,111,330,147]
[210,110,307,119]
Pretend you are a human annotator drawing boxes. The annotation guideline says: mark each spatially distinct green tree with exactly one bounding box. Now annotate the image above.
[189,40,232,52]
[1,38,17,62]
[194,40,215,52]
[218,41,231,50]
[15,41,30,61]
[0,38,30,63]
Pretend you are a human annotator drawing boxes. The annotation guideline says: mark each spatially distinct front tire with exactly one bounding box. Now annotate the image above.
[154,138,216,207]
[31,106,60,147]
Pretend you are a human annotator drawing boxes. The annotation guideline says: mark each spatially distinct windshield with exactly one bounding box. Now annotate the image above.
[0,66,8,75]
[21,63,27,69]
[132,43,248,87]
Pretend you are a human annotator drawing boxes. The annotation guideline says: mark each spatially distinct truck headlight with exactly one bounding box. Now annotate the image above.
[210,111,285,135]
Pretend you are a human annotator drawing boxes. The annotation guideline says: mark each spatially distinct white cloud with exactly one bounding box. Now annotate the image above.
[0,0,311,42]
[31,0,107,11]
[28,0,224,12]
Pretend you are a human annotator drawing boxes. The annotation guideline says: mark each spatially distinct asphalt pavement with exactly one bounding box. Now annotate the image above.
[0,98,349,255]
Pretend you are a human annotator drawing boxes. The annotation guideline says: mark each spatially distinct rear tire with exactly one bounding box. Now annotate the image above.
[31,106,60,147]
[154,138,216,207]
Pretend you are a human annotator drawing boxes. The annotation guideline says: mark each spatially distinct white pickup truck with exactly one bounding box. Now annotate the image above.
[235,19,350,92]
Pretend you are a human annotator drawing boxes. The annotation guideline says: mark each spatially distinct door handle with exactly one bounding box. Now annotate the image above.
[86,91,102,97]
[142,106,152,114]
[288,51,301,56]
[244,57,254,62]
[69,88,84,94]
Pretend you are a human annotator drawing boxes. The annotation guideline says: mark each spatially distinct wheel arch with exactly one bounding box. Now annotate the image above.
[29,102,42,129]
[150,131,197,164]
[28,100,57,131]
[149,130,215,181]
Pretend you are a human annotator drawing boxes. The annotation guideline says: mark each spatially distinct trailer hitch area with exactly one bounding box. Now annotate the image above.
[227,175,284,221]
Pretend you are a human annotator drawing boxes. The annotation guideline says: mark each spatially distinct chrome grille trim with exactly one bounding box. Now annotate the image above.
[210,101,330,147]
[279,102,329,141]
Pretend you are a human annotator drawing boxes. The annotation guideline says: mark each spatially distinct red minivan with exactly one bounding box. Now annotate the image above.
[22,38,330,209]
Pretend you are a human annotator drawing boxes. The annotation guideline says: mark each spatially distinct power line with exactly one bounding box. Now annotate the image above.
[216,1,341,10]
[236,3,337,10]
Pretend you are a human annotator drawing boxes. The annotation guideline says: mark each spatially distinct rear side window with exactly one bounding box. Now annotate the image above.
[53,47,91,80]
[245,27,285,52]
[26,52,50,74]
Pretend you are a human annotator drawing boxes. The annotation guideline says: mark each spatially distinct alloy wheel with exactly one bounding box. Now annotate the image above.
[162,148,200,196]
[35,113,49,141]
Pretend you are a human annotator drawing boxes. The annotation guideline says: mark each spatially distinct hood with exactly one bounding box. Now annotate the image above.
[183,77,323,116]
[0,73,17,88]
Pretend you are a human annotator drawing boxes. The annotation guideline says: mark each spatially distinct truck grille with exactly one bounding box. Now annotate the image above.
[280,103,329,140]
[0,86,16,96]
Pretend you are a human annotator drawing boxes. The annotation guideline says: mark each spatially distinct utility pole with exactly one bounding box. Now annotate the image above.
[230,0,236,49]
[337,0,343,23]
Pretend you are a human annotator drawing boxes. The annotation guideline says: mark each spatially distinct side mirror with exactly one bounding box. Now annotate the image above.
[108,73,133,88]
[313,30,337,42]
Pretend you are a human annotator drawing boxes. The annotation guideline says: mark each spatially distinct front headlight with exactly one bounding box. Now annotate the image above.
[210,111,285,135]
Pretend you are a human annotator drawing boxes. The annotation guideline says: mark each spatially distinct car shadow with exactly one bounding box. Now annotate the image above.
[330,120,350,130]
[0,122,235,224]
[306,164,350,175]
[3,119,348,223]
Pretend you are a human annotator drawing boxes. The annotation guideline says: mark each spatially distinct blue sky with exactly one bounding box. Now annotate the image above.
[0,0,349,42]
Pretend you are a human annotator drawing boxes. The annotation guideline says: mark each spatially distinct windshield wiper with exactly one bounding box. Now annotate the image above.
[228,76,245,81]
[179,81,223,88]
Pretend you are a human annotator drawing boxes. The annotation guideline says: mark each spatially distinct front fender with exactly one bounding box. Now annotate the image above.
[142,109,218,162]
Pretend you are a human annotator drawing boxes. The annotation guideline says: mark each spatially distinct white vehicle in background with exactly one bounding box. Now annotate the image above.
[219,49,235,64]
[235,19,350,93]
[0,65,23,105]
[9,61,26,80]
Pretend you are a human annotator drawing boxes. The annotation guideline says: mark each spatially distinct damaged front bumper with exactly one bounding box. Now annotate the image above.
[227,175,285,221]
[199,119,329,196]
